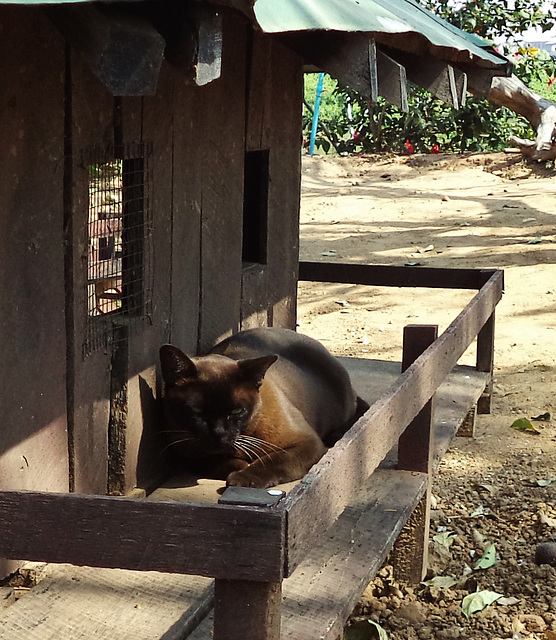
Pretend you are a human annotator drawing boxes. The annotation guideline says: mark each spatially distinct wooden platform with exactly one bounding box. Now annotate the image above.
[0,358,487,640]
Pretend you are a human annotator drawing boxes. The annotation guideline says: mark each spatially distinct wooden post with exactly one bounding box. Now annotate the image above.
[213,487,285,640]
[214,579,282,640]
[392,324,437,583]
[476,311,495,414]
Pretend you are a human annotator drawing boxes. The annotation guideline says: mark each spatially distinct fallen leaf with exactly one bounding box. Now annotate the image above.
[539,511,556,528]
[522,217,537,223]
[423,244,435,252]
[470,505,486,518]
[344,619,389,640]
[462,590,503,618]
[532,412,551,422]
[335,300,350,307]
[321,250,337,256]
[421,576,458,589]
[433,531,457,549]
[497,596,520,606]
[527,236,542,244]
[511,418,540,434]
[474,543,497,570]
[536,478,556,487]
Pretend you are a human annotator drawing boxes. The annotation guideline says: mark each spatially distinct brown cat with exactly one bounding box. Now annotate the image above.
[159,327,367,488]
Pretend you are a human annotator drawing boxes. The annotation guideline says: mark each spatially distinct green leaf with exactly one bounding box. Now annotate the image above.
[474,543,496,570]
[344,619,389,640]
[536,478,556,487]
[462,590,503,618]
[433,531,457,549]
[421,576,458,589]
[511,418,540,434]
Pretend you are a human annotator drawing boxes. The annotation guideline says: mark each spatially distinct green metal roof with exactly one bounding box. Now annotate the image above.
[253,0,507,68]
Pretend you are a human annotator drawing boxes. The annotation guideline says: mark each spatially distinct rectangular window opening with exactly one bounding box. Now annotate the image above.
[85,143,152,354]
[242,149,269,265]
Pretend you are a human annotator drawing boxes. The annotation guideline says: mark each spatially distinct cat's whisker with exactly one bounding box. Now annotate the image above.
[233,441,266,468]
[160,437,197,455]
[238,435,287,456]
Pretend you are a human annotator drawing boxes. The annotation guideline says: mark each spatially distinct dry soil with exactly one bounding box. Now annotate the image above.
[297,151,556,640]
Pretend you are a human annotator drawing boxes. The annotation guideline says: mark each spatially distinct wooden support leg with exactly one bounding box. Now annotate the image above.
[390,491,430,584]
[393,324,437,583]
[456,405,477,438]
[476,312,495,414]
[214,579,282,640]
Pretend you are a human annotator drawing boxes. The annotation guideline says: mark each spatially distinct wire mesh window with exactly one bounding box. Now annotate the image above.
[85,143,153,355]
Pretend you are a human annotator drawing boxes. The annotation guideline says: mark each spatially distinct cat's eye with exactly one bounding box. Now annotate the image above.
[190,406,203,414]
[230,408,243,415]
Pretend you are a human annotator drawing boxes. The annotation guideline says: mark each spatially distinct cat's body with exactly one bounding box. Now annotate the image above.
[159,327,366,488]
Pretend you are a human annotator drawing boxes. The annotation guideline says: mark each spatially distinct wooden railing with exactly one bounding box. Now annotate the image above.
[0,264,504,640]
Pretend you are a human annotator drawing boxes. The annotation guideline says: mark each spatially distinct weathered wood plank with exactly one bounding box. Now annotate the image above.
[214,580,281,640]
[398,325,438,475]
[476,311,496,414]
[0,564,213,640]
[0,6,69,578]
[299,261,499,291]
[197,10,246,350]
[0,492,285,581]
[68,49,115,495]
[284,270,503,574]
[282,469,427,640]
[393,325,437,583]
[377,50,408,111]
[188,470,428,640]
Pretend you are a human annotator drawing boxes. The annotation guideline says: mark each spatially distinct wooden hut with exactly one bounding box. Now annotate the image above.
[0,1,507,637]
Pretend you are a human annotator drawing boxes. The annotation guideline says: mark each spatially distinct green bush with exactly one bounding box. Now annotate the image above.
[303,0,555,155]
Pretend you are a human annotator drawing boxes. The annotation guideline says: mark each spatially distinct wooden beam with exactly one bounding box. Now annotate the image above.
[377,50,409,112]
[0,490,285,581]
[287,33,379,102]
[383,49,467,108]
[149,3,223,86]
[299,261,500,291]
[45,5,164,96]
[476,311,496,414]
[393,325,438,583]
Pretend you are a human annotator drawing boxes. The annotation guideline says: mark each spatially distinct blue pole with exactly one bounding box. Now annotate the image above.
[309,73,325,155]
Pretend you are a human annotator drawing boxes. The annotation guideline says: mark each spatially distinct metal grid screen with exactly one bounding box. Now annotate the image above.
[85,143,153,355]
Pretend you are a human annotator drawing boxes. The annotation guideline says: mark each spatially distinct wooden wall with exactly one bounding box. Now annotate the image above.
[0,3,304,511]
[0,7,70,576]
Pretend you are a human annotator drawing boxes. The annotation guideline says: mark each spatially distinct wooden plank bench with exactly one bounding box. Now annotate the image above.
[0,264,504,640]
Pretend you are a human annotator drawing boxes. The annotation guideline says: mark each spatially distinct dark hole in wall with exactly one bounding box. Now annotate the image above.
[242,149,269,265]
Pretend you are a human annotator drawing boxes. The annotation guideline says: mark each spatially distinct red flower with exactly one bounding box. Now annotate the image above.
[353,131,361,141]
[548,76,555,89]
[431,144,440,154]
[404,140,415,154]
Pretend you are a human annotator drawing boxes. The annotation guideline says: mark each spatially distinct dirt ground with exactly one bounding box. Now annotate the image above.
[297,151,556,640]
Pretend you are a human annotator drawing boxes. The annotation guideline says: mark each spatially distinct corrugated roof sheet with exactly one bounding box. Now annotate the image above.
[253,0,506,67]
[0,0,509,70]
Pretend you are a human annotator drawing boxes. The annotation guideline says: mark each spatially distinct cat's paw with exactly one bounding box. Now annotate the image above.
[226,469,276,489]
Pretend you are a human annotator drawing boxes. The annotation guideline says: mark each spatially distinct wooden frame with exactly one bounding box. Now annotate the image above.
[0,263,504,640]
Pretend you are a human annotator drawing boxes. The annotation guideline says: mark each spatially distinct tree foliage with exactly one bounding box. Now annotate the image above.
[303,0,555,155]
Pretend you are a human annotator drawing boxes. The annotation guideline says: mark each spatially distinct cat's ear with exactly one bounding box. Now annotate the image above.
[159,344,197,386]
[238,354,278,389]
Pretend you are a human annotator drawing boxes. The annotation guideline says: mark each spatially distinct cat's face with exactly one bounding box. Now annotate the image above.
[159,345,277,457]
